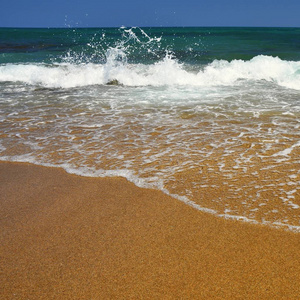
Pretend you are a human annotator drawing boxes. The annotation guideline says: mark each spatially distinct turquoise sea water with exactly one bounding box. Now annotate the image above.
[0,27,300,231]
[1,27,300,64]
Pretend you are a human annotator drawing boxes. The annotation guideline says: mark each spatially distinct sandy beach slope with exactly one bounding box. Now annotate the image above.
[1,161,300,299]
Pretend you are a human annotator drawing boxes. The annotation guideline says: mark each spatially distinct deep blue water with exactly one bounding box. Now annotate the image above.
[1,27,300,64]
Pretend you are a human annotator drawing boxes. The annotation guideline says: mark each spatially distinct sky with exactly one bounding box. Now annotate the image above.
[1,0,300,28]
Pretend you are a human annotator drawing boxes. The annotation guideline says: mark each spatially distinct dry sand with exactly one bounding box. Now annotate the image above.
[1,161,300,299]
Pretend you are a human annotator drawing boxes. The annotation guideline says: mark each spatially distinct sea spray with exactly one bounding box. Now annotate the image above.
[1,54,299,89]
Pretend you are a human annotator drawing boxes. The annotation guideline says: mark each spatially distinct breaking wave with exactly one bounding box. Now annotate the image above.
[1,56,300,90]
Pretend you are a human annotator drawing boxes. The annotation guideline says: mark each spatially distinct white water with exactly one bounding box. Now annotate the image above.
[1,55,300,90]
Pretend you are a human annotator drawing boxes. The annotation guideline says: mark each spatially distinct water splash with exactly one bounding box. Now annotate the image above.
[1,54,300,90]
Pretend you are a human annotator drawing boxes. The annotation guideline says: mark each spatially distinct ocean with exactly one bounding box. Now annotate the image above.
[0,27,299,231]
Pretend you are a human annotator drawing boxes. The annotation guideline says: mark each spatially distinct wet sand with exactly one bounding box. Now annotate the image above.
[1,161,300,299]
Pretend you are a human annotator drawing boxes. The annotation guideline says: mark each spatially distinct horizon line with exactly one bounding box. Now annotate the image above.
[1,25,300,29]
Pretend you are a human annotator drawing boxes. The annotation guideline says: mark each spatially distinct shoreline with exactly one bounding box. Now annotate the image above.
[1,161,300,299]
[1,159,299,234]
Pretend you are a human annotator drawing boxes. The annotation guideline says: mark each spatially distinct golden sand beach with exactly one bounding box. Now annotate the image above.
[1,161,300,299]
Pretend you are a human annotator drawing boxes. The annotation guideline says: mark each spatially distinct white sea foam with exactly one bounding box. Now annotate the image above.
[273,140,300,157]
[0,55,300,90]
[2,154,300,234]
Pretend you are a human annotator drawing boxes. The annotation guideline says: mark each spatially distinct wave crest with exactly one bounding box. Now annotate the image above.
[0,55,299,90]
